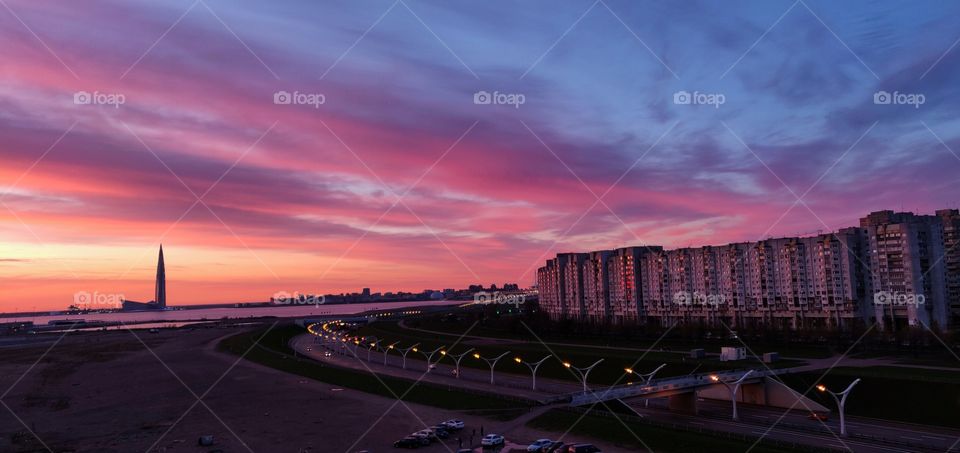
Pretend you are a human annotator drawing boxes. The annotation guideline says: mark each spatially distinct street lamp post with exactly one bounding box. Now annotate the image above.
[710,370,755,421]
[564,359,604,392]
[380,341,400,365]
[474,351,511,385]
[515,355,552,391]
[625,363,666,407]
[351,339,362,358]
[366,340,379,362]
[396,343,420,369]
[418,346,446,372]
[441,348,474,379]
[817,379,861,436]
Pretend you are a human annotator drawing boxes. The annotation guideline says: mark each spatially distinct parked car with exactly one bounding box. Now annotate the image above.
[565,444,601,453]
[393,436,421,449]
[430,426,450,439]
[544,441,566,453]
[410,432,432,445]
[443,419,465,430]
[808,412,829,421]
[527,439,554,451]
[414,430,439,443]
[481,434,505,446]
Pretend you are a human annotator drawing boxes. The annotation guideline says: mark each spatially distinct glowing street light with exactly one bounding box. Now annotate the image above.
[564,359,604,392]
[443,348,475,379]
[418,346,446,372]
[379,341,400,365]
[395,343,420,369]
[474,351,511,384]
[366,339,380,362]
[711,370,755,421]
[625,363,666,407]
[817,379,861,436]
[515,355,552,391]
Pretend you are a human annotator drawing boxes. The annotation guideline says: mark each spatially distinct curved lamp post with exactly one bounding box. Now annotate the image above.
[379,341,400,365]
[474,351,511,384]
[351,339,362,358]
[710,370,755,421]
[418,346,446,372]
[625,363,666,407]
[515,355,552,391]
[396,343,420,369]
[441,348,474,379]
[366,339,380,362]
[817,379,860,436]
[563,359,604,392]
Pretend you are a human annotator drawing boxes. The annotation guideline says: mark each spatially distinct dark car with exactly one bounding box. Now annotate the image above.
[566,444,601,453]
[431,425,451,438]
[394,436,421,449]
[544,441,566,453]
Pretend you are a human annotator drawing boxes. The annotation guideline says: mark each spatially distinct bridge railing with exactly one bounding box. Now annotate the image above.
[568,367,796,405]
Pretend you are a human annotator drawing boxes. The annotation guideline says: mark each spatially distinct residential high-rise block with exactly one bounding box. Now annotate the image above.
[536,209,955,330]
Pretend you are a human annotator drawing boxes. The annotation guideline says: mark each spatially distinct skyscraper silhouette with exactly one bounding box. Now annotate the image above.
[155,245,166,308]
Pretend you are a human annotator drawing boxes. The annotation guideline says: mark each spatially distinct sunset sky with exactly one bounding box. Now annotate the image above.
[2,0,959,310]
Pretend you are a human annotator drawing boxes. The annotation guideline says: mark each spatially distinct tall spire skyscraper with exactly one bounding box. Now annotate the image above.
[154,245,166,308]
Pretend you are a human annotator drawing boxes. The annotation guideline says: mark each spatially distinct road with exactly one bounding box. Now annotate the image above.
[626,398,960,453]
[293,332,960,453]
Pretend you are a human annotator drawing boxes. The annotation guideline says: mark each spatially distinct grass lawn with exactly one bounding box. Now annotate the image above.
[407,315,837,359]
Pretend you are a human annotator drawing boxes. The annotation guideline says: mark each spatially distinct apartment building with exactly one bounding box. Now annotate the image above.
[536,209,954,330]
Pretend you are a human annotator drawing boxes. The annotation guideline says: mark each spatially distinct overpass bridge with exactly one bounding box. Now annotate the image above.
[567,368,828,415]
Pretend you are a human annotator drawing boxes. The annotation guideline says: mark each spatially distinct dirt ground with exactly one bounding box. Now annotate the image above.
[0,325,620,453]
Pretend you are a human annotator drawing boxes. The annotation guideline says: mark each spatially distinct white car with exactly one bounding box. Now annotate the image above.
[481,434,505,446]
[443,419,464,430]
[527,439,553,452]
